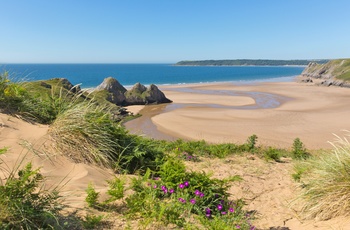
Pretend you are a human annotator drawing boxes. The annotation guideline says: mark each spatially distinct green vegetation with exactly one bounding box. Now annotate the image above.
[85,183,100,208]
[293,132,350,220]
[0,160,62,229]
[303,59,350,82]
[291,138,309,160]
[333,59,350,81]
[175,59,328,66]
[3,70,350,228]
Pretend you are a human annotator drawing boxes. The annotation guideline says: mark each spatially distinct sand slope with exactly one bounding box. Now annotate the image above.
[0,113,114,210]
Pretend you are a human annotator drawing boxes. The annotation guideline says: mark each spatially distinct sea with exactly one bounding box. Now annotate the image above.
[1,64,304,88]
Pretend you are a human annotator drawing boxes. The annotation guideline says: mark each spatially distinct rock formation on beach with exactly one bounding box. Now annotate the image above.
[298,59,350,87]
[95,77,172,106]
[95,77,127,104]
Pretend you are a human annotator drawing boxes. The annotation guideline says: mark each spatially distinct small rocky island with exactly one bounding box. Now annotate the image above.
[298,59,350,87]
[94,77,172,106]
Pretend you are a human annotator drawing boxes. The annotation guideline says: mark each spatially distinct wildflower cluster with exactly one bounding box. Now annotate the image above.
[150,181,255,230]
[180,151,199,162]
[128,163,255,229]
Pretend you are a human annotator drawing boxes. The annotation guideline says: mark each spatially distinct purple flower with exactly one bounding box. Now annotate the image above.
[161,185,166,190]
[178,198,184,202]
[179,184,185,189]
[163,188,168,194]
[195,190,201,196]
[221,211,227,215]
[182,199,186,203]
[217,204,223,211]
[153,185,157,189]
[184,181,189,187]
[190,199,196,204]
[169,189,174,194]
[236,225,241,229]
[229,207,234,213]
[206,213,211,218]
[153,177,159,180]
[199,193,204,198]
[220,200,225,204]
[205,208,211,214]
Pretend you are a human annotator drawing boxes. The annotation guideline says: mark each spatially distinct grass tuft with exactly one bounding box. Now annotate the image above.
[295,131,350,220]
[49,102,123,167]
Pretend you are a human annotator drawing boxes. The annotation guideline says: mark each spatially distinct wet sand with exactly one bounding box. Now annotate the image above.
[125,81,350,149]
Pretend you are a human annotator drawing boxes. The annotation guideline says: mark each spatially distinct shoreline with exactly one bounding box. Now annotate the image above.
[125,80,350,149]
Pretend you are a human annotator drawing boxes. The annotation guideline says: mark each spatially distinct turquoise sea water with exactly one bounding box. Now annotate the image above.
[2,64,304,88]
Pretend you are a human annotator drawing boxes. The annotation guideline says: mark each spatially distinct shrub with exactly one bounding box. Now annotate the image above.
[292,138,309,160]
[85,183,100,208]
[105,177,125,202]
[263,147,281,162]
[246,134,258,151]
[295,132,350,220]
[125,157,253,229]
[82,214,105,229]
[0,71,28,113]
[0,162,62,229]
[156,139,248,159]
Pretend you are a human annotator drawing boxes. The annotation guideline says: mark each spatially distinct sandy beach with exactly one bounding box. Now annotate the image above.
[126,81,350,149]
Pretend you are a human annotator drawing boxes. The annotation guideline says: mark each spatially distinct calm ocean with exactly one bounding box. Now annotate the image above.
[2,64,304,88]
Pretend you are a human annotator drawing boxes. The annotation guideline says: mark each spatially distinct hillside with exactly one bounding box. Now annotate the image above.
[299,59,350,87]
[175,59,328,66]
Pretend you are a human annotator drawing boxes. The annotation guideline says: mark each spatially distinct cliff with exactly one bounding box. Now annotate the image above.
[299,59,350,87]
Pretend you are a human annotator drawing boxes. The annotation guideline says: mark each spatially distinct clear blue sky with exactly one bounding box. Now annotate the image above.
[1,0,349,63]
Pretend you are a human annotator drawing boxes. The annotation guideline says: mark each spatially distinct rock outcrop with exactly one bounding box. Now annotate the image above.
[298,59,350,88]
[95,77,127,105]
[143,84,172,104]
[94,77,172,106]
[39,78,81,93]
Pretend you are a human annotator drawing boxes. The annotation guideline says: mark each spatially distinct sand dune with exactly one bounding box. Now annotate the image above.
[0,113,114,210]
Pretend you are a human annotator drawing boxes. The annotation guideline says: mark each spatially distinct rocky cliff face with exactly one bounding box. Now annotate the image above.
[95,77,172,106]
[299,59,350,87]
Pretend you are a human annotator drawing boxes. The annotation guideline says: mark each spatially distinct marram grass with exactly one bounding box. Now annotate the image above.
[296,131,350,220]
[49,101,123,167]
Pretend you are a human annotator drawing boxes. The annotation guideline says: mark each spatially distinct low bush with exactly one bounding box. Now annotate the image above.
[292,138,309,160]
[124,158,254,229]
[263,147,282,162]
[0,162,62,229]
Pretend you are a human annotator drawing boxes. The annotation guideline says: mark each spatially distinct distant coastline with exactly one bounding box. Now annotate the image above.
[175,59,329,66]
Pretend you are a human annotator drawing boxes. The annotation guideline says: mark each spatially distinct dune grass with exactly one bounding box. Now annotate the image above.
[294,131,350,220]
[49,100,164,172]
[49,102,124,167]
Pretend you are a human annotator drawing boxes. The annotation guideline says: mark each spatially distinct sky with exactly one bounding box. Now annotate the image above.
[1,0,350,63]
